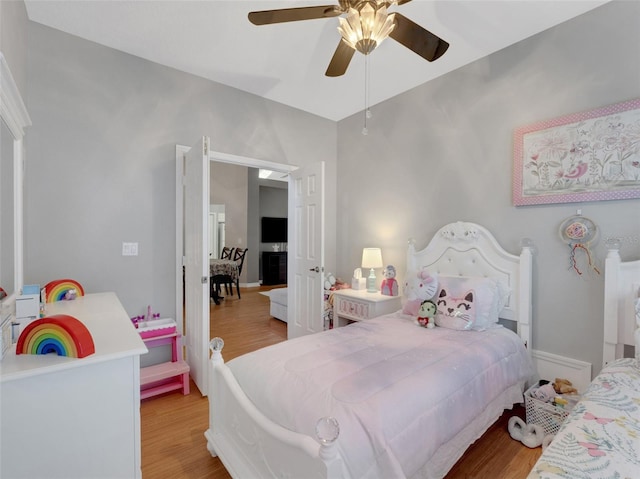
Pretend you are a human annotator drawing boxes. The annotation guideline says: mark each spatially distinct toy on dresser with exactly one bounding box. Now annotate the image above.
[380,265,399,296]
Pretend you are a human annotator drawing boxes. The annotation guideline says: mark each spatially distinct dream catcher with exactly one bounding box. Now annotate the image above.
[559,213,600,276]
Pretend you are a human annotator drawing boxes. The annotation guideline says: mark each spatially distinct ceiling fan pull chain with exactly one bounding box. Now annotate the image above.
[362,54,370,136]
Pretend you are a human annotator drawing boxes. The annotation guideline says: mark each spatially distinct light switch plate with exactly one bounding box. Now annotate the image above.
[122,242,138,256]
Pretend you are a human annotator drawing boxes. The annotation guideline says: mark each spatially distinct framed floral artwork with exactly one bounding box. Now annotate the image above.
[513,98,640,206]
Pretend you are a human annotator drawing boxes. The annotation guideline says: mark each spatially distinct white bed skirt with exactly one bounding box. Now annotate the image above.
[422,382,525,478]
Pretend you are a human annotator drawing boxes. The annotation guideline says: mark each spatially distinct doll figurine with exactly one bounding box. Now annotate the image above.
[380,265,399,296]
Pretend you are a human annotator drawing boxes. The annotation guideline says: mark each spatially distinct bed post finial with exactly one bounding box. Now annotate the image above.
[407,238,417,272]
[519,237,535,254]
[605,238,621,259]
[209,337,225,364]
[316,416,340,462]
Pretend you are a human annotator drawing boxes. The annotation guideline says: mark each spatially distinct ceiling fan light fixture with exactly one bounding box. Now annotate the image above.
[337,2,396,55]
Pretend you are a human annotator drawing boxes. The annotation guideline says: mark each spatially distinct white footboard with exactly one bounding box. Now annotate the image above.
[205,338,349,479]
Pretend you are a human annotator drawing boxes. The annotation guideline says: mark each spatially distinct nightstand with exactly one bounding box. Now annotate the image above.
[332,289,402,327]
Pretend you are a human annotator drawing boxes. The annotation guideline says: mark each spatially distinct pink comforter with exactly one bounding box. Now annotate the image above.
[228,312,533,478]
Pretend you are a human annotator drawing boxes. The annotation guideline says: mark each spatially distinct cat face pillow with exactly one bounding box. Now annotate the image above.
[435,288,476,331]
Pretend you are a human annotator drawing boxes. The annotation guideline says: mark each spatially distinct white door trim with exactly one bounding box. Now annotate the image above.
[175,146,297,334]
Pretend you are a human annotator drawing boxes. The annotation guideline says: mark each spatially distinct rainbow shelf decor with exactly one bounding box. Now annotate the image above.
[16,314,95,358]
[44,279,85,303]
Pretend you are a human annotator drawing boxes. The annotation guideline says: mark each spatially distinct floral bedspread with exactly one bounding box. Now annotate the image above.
[528,358,640,479]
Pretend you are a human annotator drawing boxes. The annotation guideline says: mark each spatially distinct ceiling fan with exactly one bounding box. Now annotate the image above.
[248,0,449,77]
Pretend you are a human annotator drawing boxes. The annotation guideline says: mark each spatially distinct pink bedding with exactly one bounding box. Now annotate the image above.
[228,312,534,478]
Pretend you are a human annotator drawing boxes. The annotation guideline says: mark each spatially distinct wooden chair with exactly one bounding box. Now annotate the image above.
[231,248,248,299]
[210,247,235,303]
[212,248,248,300]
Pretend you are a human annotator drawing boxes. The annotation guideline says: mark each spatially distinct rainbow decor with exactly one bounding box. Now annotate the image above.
[44,279,85,303]
[16,315,95,358]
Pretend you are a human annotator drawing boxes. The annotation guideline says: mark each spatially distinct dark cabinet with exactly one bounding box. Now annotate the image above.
[262,252,287,285]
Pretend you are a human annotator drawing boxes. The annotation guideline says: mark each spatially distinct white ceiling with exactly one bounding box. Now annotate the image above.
[24,0,609,121]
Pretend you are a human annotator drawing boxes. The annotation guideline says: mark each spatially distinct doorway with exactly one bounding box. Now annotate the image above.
[176,141,325,395]
[209,162,288,288]
[174,145,296,336]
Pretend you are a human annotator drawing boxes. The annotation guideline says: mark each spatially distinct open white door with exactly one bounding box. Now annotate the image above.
[183,137,210,396]
[288,161,325,339]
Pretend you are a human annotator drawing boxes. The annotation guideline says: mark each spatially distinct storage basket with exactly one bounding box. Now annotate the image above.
[524,384,574,436]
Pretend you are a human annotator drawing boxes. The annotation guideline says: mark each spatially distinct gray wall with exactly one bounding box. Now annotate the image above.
[210,165,289,285]
[210,162,249,283]
[336,0,640,375]
[25,21,337,319]
[0,0,28,99]
[12,1,639,375]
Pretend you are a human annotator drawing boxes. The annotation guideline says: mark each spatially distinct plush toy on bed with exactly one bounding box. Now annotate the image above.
[380,265,399,296]
[402,267,438,316]
[435,289,476,331]
[416,300,437,328]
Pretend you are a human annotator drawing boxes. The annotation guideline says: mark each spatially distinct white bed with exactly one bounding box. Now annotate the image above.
[602,239,640,367]
[205,221,535,479]
[528,241,640,478]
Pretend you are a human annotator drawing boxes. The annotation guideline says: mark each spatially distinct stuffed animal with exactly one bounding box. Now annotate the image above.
[64,289,78,301]
[324,273,350,291]
[416,300,437,328]
[552,378,578,395]
[402,267,438,316]
[380,265,399,296]
[532,383,556,403]
[324,273,336,290]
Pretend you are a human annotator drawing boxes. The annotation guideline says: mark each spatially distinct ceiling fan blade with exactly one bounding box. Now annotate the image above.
[389,12,449,62]
[248,5,343,25]
[325,40,355,77]
[396,0,413,4]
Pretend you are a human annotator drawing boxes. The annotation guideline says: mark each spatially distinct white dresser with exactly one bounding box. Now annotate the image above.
[0,292,148,479]
[332,289,402,327]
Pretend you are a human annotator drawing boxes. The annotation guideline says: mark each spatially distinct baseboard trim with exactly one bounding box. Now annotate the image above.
[531,349,592,393]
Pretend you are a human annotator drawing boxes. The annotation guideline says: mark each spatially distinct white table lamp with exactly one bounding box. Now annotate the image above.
[362,248,383,293]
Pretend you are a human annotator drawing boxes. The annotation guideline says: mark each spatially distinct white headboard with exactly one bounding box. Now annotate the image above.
[407,221,533,350]
[602,240,640,368]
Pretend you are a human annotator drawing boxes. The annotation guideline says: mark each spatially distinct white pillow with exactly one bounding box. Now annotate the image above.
[436,276,511,331]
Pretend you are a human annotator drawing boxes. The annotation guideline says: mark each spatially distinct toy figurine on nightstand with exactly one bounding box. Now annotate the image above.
[380,265,399,296]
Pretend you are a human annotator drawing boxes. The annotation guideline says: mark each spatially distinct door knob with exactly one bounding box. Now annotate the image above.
[309,266,320,272]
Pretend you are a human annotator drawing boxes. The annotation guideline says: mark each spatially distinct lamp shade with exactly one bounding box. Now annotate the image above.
[362,248,383,269]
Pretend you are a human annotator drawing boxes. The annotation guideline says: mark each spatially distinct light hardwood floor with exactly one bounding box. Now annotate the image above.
[141,286,541,478]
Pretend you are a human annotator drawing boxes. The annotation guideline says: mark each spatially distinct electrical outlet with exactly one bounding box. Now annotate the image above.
[122,242,138,256]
